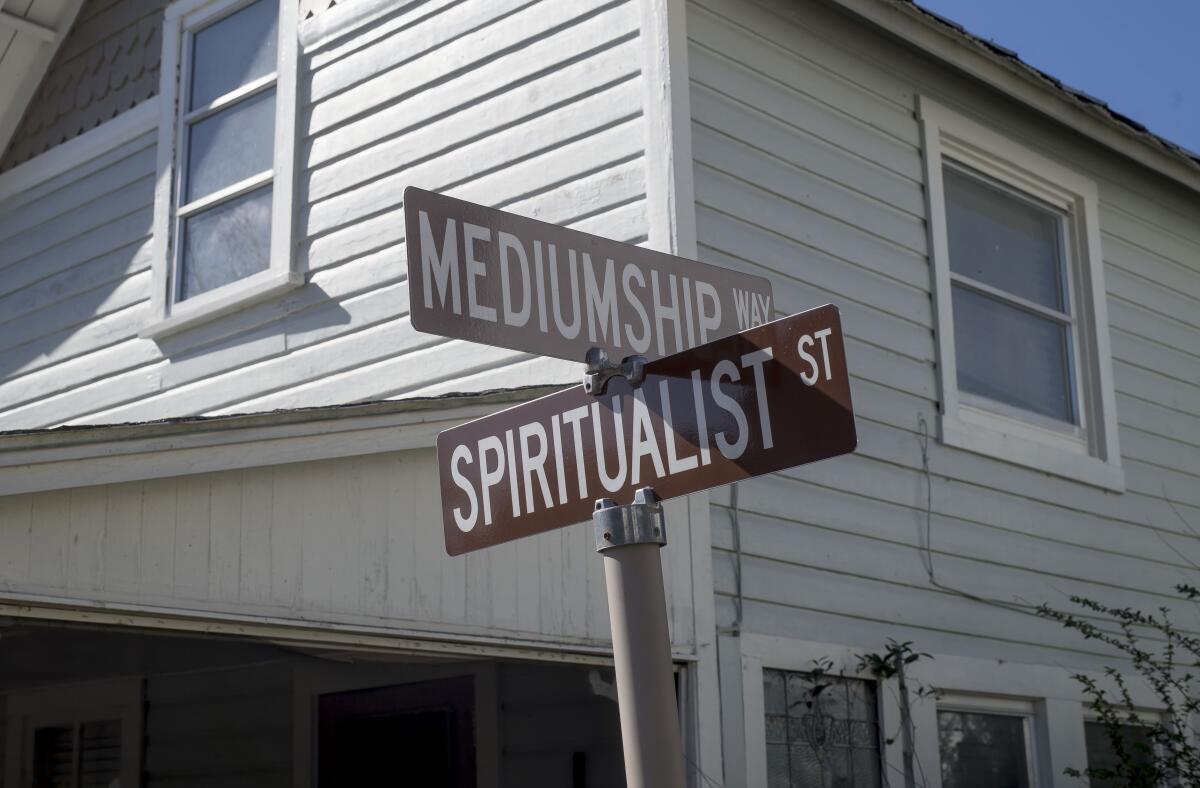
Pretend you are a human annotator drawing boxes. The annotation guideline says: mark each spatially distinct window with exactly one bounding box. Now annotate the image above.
[919,97,1123,491]
[937,695,1038,788]
[3,680,141,788]
[144,0,301,338]
[762,668,882,788]
[1084,717,1157,787]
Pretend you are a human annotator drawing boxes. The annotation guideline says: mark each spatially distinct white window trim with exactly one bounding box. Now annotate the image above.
[3,678,143,788]
[142,0,301,340]
[918,96,1124,492]
[737,636,1176,788]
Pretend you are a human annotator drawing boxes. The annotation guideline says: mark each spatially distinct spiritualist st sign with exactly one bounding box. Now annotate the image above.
[404,187,775,362]
[436,304,856,555]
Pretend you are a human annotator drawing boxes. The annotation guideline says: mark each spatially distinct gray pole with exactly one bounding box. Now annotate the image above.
[593,488,686,788]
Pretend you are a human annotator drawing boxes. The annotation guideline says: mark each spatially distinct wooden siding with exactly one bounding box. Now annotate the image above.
[0,0,648,429]
[689,0,1200,672]
[0,447,698,651]
[144,663,292,788]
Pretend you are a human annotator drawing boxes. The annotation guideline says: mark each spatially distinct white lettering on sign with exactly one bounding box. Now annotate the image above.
[797,328,834,386]
[447,328,838,533]
[417,209,770,359]
[420,213,461,314]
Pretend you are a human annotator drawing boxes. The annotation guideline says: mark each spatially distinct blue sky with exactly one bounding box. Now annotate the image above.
[915,0,1200,154]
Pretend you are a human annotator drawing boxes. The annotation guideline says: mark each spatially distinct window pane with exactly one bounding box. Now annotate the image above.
[762,668,881,788]
[945,167,1066,312]
[1084,721,1155,788]
[938,710,1030,788]
[180,185,272,300]
[190,0,278,109]
[953,284,1075,423]
[185,88,275,203]
[764,666,786,715]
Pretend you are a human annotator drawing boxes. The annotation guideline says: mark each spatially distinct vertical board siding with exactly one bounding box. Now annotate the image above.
[0,449,694,650]
[689,0,1200,670]
[0,0,648,429]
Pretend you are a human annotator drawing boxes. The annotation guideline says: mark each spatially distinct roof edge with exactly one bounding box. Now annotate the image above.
[829,0,1200,195]
[0,386,566,497]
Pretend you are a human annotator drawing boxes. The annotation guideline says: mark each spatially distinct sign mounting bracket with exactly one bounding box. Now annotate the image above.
[583,347,647,396]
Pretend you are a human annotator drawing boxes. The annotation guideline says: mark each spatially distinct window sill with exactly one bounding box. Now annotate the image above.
[140,268,304,340]
[941,408,1125,493]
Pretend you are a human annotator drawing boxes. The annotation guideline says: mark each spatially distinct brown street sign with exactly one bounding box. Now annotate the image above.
[404,187,775,363]
[436,304,856,555]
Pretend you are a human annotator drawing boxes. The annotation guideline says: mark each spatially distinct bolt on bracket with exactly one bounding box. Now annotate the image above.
[583,347,647,396]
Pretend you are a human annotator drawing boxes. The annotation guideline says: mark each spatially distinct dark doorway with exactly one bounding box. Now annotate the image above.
[317,676,476,788]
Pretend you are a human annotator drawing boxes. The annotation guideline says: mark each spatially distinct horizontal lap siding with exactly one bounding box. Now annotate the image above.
[0,0,648,428]
[690,0,1200,670]
[498,663,624,787]
[144,664,291,788]
[0,132,156,426]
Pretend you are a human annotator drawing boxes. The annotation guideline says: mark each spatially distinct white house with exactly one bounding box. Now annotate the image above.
[0,0,1198,785]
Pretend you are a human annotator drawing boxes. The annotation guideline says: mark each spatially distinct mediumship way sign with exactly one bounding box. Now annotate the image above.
[404,187,775,362]
[437,304,856,555]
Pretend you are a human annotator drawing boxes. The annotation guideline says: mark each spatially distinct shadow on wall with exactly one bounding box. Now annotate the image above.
[0,210,354,426]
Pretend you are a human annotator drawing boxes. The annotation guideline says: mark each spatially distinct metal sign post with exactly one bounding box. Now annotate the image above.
[593,489,685,788]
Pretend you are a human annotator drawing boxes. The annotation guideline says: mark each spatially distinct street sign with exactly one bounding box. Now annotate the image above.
[436,303,855,555]
[404,187,775,363]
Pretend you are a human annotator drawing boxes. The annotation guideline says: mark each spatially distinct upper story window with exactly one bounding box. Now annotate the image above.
[919,97,1123,491]
[144,0,301,339]
[944,166,1078,424]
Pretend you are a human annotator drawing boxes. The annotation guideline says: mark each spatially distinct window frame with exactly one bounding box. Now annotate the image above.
[1082,707,1164,785]
[3,678,143,788]
[919,96,1123,492]
[936,693,1041,788]
[143,0,301,340]
[740,636,893,788]
[760,666,884,787]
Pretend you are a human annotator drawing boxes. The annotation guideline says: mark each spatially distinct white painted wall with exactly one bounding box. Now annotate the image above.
[687,0,1200,677]
[0,0,650,429]
[0,445,699,651]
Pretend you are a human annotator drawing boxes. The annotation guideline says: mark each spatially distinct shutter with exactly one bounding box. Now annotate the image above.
[78,721,122,788]
[31,719,123,788]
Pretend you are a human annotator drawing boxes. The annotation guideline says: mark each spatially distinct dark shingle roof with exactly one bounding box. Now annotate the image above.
[902,0,1200,172]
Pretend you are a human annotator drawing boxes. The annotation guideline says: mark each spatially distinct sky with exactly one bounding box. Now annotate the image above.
[914,0,1200,154]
